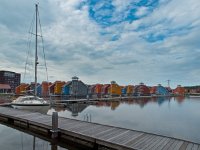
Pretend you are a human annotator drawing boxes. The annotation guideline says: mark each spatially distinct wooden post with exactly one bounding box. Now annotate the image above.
[51,112,59,139]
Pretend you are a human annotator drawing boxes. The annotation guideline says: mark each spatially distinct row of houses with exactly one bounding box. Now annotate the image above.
[15,76,88,98]
[89,82,185,97]
[15,76,186,98]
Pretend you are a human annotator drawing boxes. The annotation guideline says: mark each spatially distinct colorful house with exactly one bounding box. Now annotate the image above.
[15,83,29,95]
[88,84,96,96]
[108,81,122,96]
[150,84,169,96]
[101,84,110,96]
[126,85,134,96]
[121,87,127,96]
[62,81,71,95]
[49,82,56,95]
[95,84,103,95]
[173,85,185,95]
[42,81,51,97]
[70,76,88,98]
[37,84,42,97]
[133,83,150,96]
[54,81,65,95]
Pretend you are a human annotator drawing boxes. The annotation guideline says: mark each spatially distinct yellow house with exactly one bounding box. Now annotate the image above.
[127,85,134,95]
[54,81,65,95]
[109,81,122,96]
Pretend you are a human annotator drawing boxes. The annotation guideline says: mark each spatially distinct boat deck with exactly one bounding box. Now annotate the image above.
[0,107,199,150]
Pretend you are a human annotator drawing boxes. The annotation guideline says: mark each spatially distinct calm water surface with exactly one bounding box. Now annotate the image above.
[47,97,200,143]
[0,124,71,150]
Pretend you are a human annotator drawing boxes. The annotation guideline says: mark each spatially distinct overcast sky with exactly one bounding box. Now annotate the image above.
[0,0,200,88]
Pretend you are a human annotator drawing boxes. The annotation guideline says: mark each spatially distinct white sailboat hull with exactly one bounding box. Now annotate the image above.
[11,96,50,113]
[11,104,50,113]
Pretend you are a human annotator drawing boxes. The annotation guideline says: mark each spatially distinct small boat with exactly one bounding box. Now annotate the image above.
[11,4,50,110]
[11,96,50,113]
[12,96,49,107]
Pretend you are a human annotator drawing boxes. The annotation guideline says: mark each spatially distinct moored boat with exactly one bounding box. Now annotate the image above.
[11,95,50,111]
[11,4,50,111]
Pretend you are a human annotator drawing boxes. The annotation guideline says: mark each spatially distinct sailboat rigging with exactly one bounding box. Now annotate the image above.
[11,4,50,110]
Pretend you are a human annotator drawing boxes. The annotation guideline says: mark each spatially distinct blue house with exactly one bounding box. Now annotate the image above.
[37,84,42,97]
[156,84,169,96]
[121,87,127,96]
[62,81,71,95]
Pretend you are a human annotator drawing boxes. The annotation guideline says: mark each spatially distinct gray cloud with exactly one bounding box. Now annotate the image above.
[0,0,200,88]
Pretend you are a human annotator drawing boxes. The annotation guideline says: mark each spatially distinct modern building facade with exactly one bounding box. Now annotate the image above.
[0,70,21,93]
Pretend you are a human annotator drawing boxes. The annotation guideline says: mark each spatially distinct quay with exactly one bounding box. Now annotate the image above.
[0,107,199,150]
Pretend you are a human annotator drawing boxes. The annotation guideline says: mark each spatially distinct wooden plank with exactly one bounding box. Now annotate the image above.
[97,128,127,141]
[140,135,163,150]
[109,130,142,145]
[29,116,52,122]
[61,121,88,131]
[153,137,171,150]
[80,124,108,137]
[180,142,189,150]
[58,119,80,128]
[72,123,99,133]
[124,133,146,146]
[82,126,114,138]
[162,139,176,150]
[174,141,184,150]
[132,134,158,149]
[192,144,199,150]
[81,124,112,136]
[59,120,84,129]
[145,136,167,150]
[24,115,51,121]
[106,130,130,141]
[15,112,40,117]
[130,134,153,148]
[198,145,200,150]
[168,140,183,150]
[186,143,194,150]
[66,122,94,132]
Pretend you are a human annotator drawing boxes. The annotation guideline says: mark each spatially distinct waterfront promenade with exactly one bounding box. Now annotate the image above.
[0,107,199,150]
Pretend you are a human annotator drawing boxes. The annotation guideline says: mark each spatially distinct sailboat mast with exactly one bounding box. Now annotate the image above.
[34,4,38,97]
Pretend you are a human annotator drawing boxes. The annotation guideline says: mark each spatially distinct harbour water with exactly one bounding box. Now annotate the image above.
[47,97,200,144]
[0,96,200,149]
[0,124,76,150]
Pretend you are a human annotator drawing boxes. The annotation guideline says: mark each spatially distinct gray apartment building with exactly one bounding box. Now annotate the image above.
[0,70,21,93]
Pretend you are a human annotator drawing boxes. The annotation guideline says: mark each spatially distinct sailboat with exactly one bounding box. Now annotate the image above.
[11,4,50,110]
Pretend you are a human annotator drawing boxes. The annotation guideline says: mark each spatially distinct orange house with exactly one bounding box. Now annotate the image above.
[15,83,29,95]
[42,81,51,97]
[173,85,185,95]
[95,84,103,94]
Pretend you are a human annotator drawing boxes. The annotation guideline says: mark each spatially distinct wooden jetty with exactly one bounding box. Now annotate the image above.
[0,107,199,150]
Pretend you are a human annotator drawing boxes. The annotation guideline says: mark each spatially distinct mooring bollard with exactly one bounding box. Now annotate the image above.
[50,112,59,139]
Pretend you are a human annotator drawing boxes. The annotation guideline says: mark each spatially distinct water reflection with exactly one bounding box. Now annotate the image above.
[94,97,174,110]
[0,124,70,150]
[65,103,88,117]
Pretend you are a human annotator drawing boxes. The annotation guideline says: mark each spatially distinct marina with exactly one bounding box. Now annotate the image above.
[0,0,200,150]
[0,96,200,150]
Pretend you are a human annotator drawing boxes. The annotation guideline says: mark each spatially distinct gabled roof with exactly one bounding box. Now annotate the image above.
[0,84,11,89]
[62,81,72,87]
